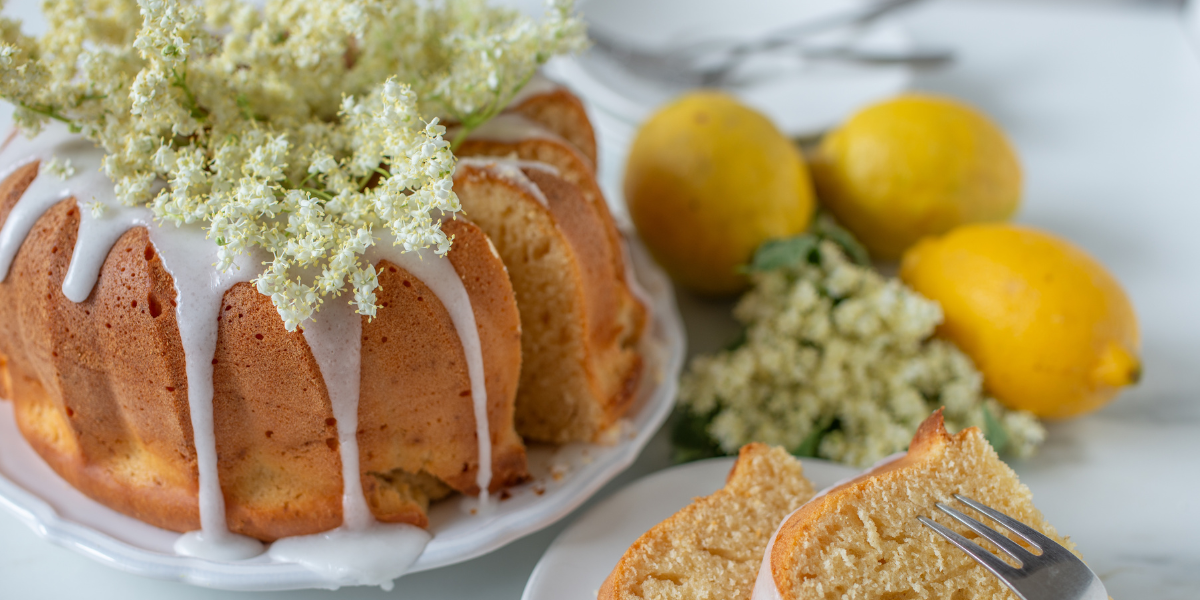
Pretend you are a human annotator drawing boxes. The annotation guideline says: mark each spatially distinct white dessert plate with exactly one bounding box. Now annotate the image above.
[521,455,859,600]
[0,237,686,591]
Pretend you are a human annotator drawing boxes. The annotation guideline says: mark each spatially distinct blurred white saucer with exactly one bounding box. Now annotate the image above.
[544,0,914,222]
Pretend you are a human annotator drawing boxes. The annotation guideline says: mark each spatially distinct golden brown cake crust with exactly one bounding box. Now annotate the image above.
[600,444,815,600]
[0,161,527,540]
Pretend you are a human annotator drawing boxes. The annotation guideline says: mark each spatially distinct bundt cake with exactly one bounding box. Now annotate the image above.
[0,82,645,563]
[453,158,643,443]
[756,410,1083,600]
[600,444,815,600]
[0,125,527,546]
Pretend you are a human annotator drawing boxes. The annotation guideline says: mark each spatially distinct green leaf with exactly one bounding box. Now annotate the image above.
[811,213,871,266]
[723,328,749,352]
[741,213,872,275]
[670,407,726,464]
[791,416,836,458]
[744,234,820,273]
[982,404,1010,456]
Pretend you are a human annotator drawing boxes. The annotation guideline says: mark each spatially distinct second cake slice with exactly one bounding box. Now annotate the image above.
[453,159,644,443]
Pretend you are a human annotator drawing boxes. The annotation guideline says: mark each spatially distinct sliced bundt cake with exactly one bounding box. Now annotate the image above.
[600,444,815,600]
[453,158,644,443]
[758,410,1081,600]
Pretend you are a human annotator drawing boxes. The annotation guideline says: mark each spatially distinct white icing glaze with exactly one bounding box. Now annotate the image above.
[507,72,561,107]
[302,293,371,528]
[750,452,907,600]
[466,112,564,145]
[267,289,432,587]
[369,236,493,502]
[455,157,559,207]
[267,235,495,587]
[155,223,267,561]
[233,246,489,574]
[267,523,432,591]
[0,126,496,585]
[751,521,785,600]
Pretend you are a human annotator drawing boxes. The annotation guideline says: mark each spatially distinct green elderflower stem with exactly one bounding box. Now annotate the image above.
[448,71,538,151]
[169,64,208,121]
[15,100,79,130]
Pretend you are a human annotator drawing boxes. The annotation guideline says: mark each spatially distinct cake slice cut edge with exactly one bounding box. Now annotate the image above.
[762,410,1081,600]
[600,444,816,600]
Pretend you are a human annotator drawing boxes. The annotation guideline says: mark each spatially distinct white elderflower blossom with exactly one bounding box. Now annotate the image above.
[0,0,586,330]
[677,241,1045,467]
[87,200,106,218]
[44,155,75,180]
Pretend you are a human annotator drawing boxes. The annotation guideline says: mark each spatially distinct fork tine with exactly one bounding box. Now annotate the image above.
[953,495,1058,551]
[935,503,1031,565]
[917,516,1022,585]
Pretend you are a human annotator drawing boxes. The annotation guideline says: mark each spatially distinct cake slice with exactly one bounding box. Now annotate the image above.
[453,159,643,443]
[455,114,636,298]
[600,444,816,600]
[504,74,598,169]
[759,410,1080,600]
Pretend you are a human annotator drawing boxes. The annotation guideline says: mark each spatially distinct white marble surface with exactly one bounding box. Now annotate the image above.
[1,0,1199,598]
[901,4,1200,598]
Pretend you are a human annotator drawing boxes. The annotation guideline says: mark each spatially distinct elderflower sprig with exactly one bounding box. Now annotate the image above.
[44,155,75,180]
[0,0,585,330]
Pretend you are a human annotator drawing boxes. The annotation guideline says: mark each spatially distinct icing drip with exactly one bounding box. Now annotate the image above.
[371,238,493,501]
[303,294,370,529]
[268,239,491,589]
[268,288,434,590]
[161,224,265,561]
[62,202,153,302]
[267,524,432,591]
[455,157,559,207]
[0,132,94,281]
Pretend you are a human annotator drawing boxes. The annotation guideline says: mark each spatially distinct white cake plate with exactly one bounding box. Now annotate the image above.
[521,456,859,600]
[0,238,686,591]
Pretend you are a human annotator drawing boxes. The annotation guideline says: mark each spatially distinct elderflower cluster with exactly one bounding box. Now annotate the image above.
[678,241,1044,467]
[0,0,586,330]
[44,155,75,180]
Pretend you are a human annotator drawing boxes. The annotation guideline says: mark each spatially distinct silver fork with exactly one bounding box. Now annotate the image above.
[918,495,1108,600]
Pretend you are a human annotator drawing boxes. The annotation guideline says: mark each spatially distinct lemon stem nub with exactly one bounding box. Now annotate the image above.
[1093,342,1141,388]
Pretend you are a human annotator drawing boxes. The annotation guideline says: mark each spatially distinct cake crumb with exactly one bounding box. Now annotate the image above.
[550,462,570,481]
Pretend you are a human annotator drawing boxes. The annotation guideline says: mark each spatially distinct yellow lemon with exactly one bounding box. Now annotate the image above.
[812,94,1022,260]
[900,224,1140,419]
[625,92,815,295]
